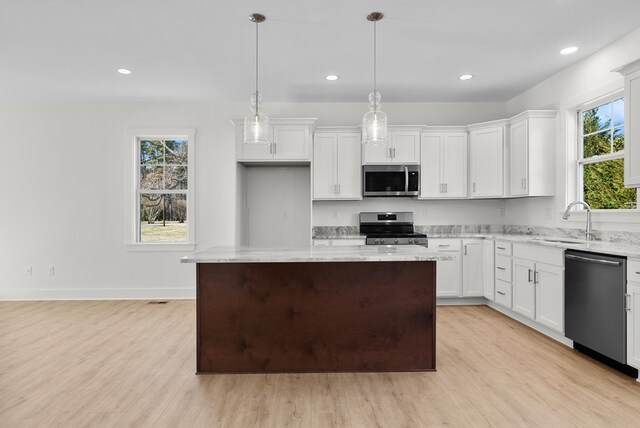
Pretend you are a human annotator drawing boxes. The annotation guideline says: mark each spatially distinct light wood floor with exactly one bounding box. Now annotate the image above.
[1,301,640,427]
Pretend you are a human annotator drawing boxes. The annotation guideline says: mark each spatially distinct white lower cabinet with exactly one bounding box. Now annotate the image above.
[483,240,495,301]
[511,244,565,333]
[626,259,640,370]
[462,239,484,296]
[495,279,512,308]
[431,239,462,297]
[513,258,536,319]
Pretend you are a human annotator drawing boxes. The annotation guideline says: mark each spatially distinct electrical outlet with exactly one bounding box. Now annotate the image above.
[545,208,552,219]
[26,266,32,276]
[499,208,505,217]
[423,208,428,218]
[282,211,288,220]
[332,209,338,219]
[48,266,55,276]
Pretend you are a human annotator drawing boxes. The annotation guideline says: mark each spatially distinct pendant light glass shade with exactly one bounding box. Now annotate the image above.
[362,91,387,144]
[244,13,269,145]
[362,12,387,145]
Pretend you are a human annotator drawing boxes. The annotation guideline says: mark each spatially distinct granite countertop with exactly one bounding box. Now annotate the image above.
[312,234,366,240]
[181,245,454,264]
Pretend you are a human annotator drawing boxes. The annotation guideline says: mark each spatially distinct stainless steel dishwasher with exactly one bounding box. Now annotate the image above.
[565,250,627,364]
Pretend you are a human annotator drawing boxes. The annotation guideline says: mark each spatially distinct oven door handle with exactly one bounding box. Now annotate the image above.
[404,166,409,195]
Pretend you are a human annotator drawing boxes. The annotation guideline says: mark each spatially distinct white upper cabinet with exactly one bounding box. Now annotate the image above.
[313,129,362,200]
[615,59,640,187]
[508,111,557,197]
[420,129,467,199]
[468,122,506,198]
[235,118,316,162]
[362,126,422,164]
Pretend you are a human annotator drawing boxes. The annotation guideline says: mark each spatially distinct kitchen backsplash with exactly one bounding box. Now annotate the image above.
[313,224,640,245]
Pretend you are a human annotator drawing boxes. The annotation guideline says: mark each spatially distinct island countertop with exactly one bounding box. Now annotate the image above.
[181,245,453,264]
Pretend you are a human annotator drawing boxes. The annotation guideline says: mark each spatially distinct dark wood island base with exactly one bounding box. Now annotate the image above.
[196,260,436,373]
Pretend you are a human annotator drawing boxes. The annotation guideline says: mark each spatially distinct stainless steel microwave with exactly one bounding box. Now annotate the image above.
[363,165,420,197]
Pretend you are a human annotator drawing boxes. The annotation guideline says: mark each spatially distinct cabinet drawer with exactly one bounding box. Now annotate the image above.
[495,241,512,256]
[495,255,512,282]
[629,260,640,283]
[495,279,512,309]
[513,244,564,267]
[429,239,462,251]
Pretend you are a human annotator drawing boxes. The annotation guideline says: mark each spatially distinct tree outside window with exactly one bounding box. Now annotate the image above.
[578,98,637,209]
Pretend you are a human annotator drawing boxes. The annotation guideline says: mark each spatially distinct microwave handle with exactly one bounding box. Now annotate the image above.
[404,166,409,194]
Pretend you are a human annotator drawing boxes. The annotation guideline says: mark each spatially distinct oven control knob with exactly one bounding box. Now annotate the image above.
[380,239,386,244]
[394,239,399,244]
[374,239,380,244]
[408,239,413,244]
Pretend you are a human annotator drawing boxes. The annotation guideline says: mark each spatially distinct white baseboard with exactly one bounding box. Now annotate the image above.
[0,287,195,301]
[486,300,572,347]
[437,297,487,306]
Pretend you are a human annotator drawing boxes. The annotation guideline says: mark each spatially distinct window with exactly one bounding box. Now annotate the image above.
[131,129,195,246]
[577,97,637,210]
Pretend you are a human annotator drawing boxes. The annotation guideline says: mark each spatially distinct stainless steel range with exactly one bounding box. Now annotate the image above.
[360,212,427,245]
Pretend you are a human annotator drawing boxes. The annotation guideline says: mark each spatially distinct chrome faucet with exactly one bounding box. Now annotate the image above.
[562,201,595,241]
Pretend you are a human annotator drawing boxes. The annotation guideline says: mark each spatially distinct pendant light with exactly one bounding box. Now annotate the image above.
[244,13,269,144]
[362,12,387,144]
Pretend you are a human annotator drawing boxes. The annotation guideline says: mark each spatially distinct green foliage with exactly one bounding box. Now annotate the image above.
[581,107,636,209]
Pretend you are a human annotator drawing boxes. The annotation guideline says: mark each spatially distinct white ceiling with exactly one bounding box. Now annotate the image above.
[2,0,640,103]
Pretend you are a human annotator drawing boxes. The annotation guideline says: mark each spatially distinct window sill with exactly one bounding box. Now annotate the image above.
[562,209,640,224]
[126,243,196,252]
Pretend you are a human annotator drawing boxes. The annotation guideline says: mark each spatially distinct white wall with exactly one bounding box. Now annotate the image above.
[0,101,505,300]
[504,27,640,232]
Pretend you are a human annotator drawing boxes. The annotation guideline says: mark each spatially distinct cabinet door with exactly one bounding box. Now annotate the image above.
[483,240,495,301]
[362,141,390,164]
[625,68,640,187]
[236,125,273,160]
[627,282,640,369]
[313,133,337,199]
[442,132,468,198]
[273,125,310,160]
[535,262,564,333]
[420,133,443,198]
[512,258,536,319]
[436,253,462,297]
[391,131,420,164]
[462,240,484,296]
[335,133,362,199]
[510,119,529,196]
[469,126,504,197]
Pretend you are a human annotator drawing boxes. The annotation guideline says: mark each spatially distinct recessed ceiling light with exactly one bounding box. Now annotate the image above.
[325,75,339,81]
[117,68,132,75]
[459,74,473,81]
[560,46,578,55]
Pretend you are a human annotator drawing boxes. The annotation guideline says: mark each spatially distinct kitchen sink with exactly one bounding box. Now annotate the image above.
[534,237,589,245]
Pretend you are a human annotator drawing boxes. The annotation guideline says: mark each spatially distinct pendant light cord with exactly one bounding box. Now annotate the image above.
[255,20,259,103]
[373,19,377,113]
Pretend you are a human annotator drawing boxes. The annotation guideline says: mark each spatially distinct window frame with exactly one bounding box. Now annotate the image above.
[127,128,196,251]
[574,91,638,212]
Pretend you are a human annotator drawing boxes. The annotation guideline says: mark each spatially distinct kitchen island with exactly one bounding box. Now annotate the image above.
[182,245,450,374]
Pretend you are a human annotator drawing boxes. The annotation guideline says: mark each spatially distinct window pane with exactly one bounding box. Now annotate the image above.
[583,103,612,135]
[613,126,625,152]
[140,166,164,190]
[165,166,188,189]
[583,130,611,158]
[165,140,188,165]
[612,98,624,127]
[140,194,187,242]
[583,159,637,209]
[140,140,164,164]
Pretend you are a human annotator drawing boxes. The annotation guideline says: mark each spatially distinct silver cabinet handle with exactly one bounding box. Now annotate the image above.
[625,293,631,312]
[523,178,527,190]
[497,246,506,250]
[393,147,396,158]
[528,268,532,282]
[566,254,621,266]
[404,166,409,194]
[464,245,467,255]
[497,266,506,271]
[269,143,273,154]
[497,291,506,296]
[438,244,450,248]
[636,271,640,275]
[444,183,448,193]
[473,182,476,193]
[533,270,539,284]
